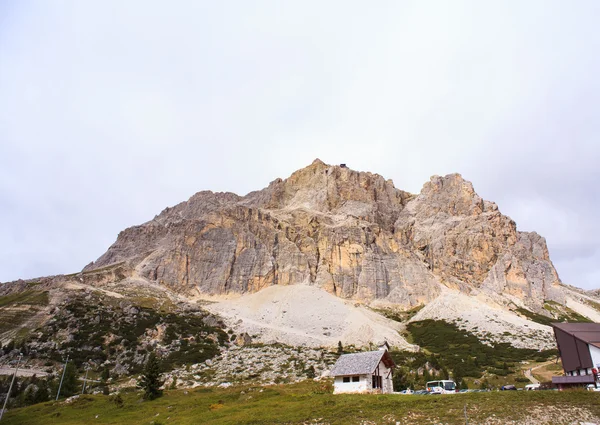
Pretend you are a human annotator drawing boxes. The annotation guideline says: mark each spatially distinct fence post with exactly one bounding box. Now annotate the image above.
[56,354,70,401]
[0,353,23,421]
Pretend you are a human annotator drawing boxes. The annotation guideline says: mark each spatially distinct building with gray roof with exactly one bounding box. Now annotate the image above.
[330,348,395,394]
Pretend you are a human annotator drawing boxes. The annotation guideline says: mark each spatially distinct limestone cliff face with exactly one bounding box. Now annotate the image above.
[394,174,561,308]
[85,160,561,309]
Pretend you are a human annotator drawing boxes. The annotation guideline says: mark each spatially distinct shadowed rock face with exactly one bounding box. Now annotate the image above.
[85,160,561,309]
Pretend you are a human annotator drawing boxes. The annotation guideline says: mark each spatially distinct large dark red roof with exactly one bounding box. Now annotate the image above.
[552,323,600,344]
[552,322,600,372]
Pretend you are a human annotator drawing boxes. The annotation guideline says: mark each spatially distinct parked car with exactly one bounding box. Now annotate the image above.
[525,384,540,391]
[587,384,600,392]
[501,385,517,391]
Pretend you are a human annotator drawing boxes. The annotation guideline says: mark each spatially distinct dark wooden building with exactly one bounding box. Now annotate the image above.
[551,322,600,389]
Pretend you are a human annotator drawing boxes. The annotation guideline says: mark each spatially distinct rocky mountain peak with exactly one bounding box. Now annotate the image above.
[244,160,413,219]
[84,162,563,312]
[414,173,498,218]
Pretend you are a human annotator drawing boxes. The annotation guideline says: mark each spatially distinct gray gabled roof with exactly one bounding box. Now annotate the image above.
[330,350,394,376]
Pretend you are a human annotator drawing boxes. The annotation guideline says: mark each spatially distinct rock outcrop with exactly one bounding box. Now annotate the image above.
[84,160,562,310]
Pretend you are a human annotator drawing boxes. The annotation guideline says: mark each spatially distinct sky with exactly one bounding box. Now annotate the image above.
[0,1,599,290]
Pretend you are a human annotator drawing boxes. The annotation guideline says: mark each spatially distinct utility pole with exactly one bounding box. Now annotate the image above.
[81,363,89,395]
[0,353,23,422]
[56,354,69,401]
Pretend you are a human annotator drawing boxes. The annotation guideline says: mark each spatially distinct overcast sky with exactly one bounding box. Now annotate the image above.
[1,1,599,290]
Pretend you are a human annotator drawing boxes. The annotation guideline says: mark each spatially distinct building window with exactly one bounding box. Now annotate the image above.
[352,376,359,382]
[343,377,350,383]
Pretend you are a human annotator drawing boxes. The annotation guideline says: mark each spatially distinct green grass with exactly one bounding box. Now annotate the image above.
[515,307,555,326]
[0,290,49,308]
[372,305,424,323]
[515,302,593,326]
[2,380,599,425]
[0,291,49,334]
[544,301,593,323]
[584,298,600,312]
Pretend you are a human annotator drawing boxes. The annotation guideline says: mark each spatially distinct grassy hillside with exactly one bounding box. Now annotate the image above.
[0,290,49,335]
[2,380,599,425]
[388,320,557,391]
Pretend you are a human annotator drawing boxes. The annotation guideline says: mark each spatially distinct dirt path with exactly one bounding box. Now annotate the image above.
[523,359,558,384]
[0,367,49,377]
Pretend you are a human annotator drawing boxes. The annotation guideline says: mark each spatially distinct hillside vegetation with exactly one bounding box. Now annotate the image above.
[0,290,229,375]
[388,320,557,390]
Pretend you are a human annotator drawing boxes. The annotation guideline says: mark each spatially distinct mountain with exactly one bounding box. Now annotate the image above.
[2,160,599,354]
[85,159,563,309]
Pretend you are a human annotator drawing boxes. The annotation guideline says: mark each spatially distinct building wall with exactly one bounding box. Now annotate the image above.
[333,374,370,394]
[590,345,600,369]
[376,361,394,394]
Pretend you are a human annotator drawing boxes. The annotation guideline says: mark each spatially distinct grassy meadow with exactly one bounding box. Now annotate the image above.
[2,380,599,425]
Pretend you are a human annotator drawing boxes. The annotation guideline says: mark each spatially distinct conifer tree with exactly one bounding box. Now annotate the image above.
[138,352,164,400]
[58,363,79,398]
[34,379,50,403]
[100,367,110,395]
[422,368,431,381]
[452,365,463,388]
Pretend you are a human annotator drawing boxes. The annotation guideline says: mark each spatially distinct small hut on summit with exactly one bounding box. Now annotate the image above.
[330,346,395,394]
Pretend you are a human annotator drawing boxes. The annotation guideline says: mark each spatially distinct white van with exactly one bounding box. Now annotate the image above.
[426,380,457,394]
[525,383,540,391]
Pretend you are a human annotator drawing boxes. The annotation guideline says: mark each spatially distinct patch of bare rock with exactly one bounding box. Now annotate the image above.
[164,344,337,388]
[205,284,416,350]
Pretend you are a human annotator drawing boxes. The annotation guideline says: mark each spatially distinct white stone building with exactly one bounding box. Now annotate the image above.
[330,348,395,394]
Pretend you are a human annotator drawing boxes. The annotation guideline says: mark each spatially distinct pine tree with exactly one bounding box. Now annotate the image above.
[452,366,463,388]
[33,379,50,403]
[337,341,343,354]
[101,367,110,382]
[441,367,450,380]
[100,366,110,396]
[422,368,431,382]
[305,365,316,379]
[138,352,164,400]
[60,362,80,398]
[3,340,14,355]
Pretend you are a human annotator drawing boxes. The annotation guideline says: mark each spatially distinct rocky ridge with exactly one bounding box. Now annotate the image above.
[85,159,564,312]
